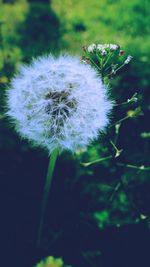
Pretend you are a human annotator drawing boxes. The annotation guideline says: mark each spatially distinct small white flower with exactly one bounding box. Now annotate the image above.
[6,55,113,154]
[111,69,116,75]
[88,43,96,53]
[103,44,110,49]
[97,44,118,52]
[97,44,103,51]
[97,44,108,51]
[109,44,118,50]
[101,49,107,56]
[124,55,133,64]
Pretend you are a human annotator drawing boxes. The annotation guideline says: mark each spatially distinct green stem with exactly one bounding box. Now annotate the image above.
[109,115,130,128]
[117,163,150,171]
[81,155,112,167]
[114,63,126,73]
[100,58,104,82]
[37,148,59,246]
[103,51,112,68]
[90,57,101,72]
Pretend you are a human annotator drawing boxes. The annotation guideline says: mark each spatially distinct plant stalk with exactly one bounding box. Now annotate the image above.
[37,148,59,246]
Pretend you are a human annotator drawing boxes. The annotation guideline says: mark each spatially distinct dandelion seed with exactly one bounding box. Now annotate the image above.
[6,54,113,154]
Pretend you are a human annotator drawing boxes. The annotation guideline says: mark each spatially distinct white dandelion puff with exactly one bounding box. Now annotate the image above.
[6,54,113,154]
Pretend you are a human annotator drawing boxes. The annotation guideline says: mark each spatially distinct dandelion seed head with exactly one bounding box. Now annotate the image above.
[6,54,113,154]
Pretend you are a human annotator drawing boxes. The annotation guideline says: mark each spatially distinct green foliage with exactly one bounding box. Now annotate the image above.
[52,0,150,50]
[34,256,71,267]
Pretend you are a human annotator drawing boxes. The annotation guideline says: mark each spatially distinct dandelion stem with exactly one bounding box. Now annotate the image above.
[37,148,59,246]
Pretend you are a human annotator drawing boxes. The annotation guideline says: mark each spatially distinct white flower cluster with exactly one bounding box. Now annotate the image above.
[6,55,112,154]
[87,43,97,52]
[88,43,119,53]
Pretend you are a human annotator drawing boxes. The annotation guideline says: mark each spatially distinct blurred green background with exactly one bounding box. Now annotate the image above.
[0,0,150,267]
